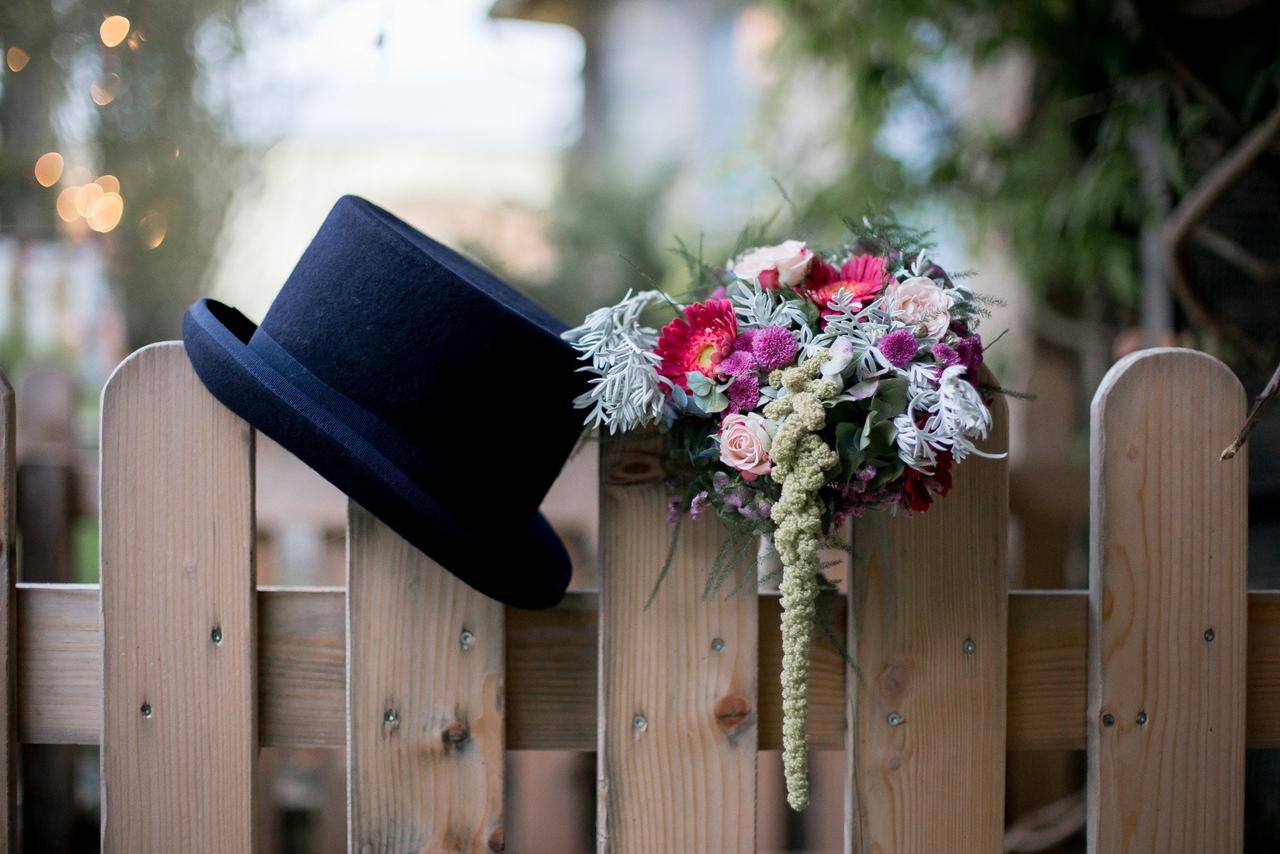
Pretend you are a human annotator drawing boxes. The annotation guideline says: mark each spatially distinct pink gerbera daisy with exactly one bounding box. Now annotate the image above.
[803,254,891,314]
[655,298,739,392]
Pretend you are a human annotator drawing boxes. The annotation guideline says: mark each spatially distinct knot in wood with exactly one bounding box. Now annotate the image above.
[487,826,506,852]
[441,722,471,751]
[604,450,664,485]
[714,695,752,732]
[877,661,910,700]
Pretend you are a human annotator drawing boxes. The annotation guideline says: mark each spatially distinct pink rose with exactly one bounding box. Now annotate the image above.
[730,240,813,289]
[718,412,777,480]
[884,276,953,339]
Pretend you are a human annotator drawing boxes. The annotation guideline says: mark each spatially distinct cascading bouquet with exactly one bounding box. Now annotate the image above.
[562,217,1003,810]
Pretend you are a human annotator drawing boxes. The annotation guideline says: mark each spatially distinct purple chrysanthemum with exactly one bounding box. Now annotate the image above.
[690,490,710,519]
[719,350,758,377]
[733,330,756,352]
[931,342,960,367]
[879,329,918,368]
[752,325,799,371]
[727,372,761,412]
[954,334,983,382]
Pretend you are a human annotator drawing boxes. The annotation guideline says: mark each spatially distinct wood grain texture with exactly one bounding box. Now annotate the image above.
[847,391,1009,854]
[99,342,257,852]
[259,586,345,748]
[346,503,505,853]
[758,592,846,752]
[505,589,598,750]
[1007,591,1087,751]
[0,371,15,852]
[1088,348,1247,853]
[597,435,757,853]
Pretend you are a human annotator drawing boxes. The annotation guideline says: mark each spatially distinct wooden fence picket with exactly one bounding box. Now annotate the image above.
[346,504,505,852]
[847,389,1009,852]
[1088,348,1247,852]
[99,342,257,851]
[597,434,758,853]
[0,370,16,852]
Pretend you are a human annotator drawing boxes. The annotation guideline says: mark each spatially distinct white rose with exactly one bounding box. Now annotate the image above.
[884,276,953,339]
[718,412,778,480]
[730,240,813,289]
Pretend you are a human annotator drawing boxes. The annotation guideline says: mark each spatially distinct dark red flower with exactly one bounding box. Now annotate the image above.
[902,452,953,513]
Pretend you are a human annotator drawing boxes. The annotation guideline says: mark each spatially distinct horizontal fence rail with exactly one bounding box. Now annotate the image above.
[0,342,1260,853]
[15,585,1280,752]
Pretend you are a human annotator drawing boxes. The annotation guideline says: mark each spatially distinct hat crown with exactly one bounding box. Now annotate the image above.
[253,196,585,527]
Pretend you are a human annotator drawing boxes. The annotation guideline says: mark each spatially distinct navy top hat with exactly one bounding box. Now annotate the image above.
[183,195,587,609]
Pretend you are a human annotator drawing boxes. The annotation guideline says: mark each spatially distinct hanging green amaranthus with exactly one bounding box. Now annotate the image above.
[763,350,839,810]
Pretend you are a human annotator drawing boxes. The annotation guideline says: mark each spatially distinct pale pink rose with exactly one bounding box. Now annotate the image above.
[884,276,953,339]
[719,412,777,480]
[730,240,813,289]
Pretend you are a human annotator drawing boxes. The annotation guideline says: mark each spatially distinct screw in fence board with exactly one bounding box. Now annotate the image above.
[597,433,757,853]
[99,343,257,852]
[346,503,505,852]
[1088,348,1247,853]
[0,370,17,852]
[847,379,1009,853]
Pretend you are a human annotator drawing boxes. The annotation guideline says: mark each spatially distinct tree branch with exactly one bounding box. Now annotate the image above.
[1194,226,1280,283]
[1165,100,1280,249]
[1221,357,1280,461]
[1163,99,1280,362]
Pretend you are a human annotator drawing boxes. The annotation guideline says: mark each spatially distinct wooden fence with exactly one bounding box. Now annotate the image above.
[0,341,1266,852]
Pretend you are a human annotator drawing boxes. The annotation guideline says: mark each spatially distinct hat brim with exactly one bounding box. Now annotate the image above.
[183,298,572,610]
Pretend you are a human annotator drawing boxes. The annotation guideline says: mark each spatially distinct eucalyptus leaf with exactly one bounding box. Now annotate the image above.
[834,422,865,481]
[875,377,908,414]
[869,459,904,489]
[686,372,713,396]
[703,390,729,413]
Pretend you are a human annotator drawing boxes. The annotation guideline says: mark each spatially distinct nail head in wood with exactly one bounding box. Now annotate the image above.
[459,629,476,651]
[887,712,904,727]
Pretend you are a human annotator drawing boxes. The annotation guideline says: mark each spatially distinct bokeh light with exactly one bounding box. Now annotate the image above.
[74,182,104,216]
[5,47,30,73]
[91,73,122,106]
[126,30,146,51]
[96,175,121,194]
[34,152,64,187]
[56,187,81,222]
[87,193,125,233]
[139,210,167,249]
[100,16,131,48]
